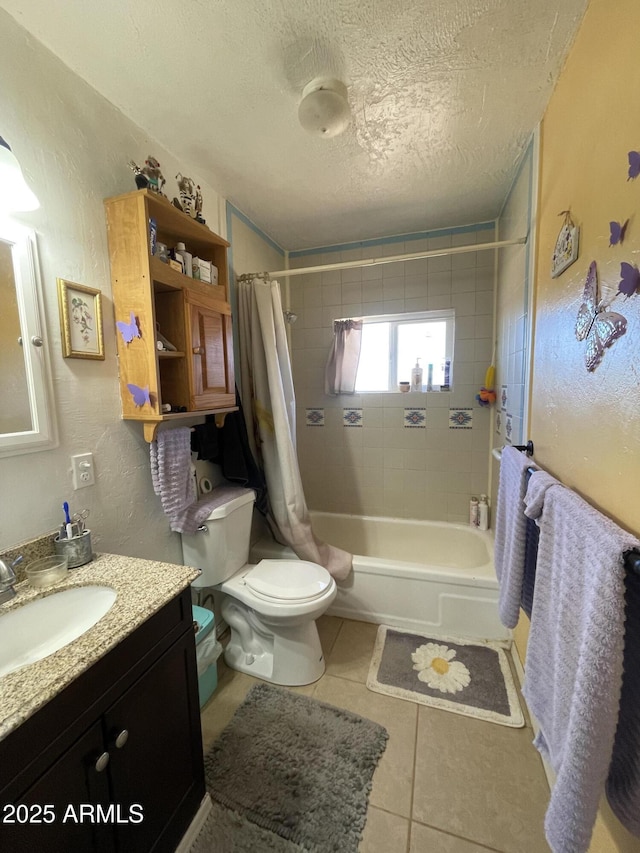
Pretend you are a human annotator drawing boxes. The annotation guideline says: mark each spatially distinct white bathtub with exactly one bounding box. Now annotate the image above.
[250,512,509,641]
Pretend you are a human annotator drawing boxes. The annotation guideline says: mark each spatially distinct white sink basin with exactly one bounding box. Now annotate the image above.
[0,586,117,678]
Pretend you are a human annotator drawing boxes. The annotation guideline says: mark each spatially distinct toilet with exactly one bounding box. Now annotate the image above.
[181,488,337,686]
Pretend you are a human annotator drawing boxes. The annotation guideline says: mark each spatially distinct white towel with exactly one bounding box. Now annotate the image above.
[493,446,536,628]
[522,485,640,853]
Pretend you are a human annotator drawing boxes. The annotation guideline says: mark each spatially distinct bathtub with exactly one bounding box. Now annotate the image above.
[250,512,509,641]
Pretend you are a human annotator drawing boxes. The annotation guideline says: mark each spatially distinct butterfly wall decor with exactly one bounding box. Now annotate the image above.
[628,151,640,181]
[618,262,640,297]
[609,220,629,246]
[116,311,141,344]
[127,383,153,408]
[575,262,627,371]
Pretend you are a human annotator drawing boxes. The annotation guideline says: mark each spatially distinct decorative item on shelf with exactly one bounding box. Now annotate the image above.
[175,173,197,218]
[609,219,629,246]
[57,278,105,360]
[575,261,627,371]
[129,160,148,190]
[116,311,141,345]
[627,150,640,181]
[551,210,580,278]
[476,363,496,407]
[194,185,205,224]
[129,155,166,195]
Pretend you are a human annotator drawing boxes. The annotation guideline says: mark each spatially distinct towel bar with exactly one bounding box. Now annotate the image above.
[513,440,534,456]
[624,550,640,576]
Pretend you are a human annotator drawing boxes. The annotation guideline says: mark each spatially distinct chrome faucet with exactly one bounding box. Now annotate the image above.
[0,555,23,604]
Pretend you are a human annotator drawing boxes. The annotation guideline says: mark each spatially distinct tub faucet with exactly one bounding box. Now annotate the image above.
[0,555,22,604]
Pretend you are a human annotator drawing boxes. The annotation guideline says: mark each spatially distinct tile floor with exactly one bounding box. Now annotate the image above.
[200,617,551,853]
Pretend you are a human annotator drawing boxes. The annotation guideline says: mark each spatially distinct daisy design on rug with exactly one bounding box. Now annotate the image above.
[411,642,471,694]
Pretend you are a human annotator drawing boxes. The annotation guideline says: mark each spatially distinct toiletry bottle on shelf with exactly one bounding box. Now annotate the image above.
[469,496,479,527]
[443,359,451,389]
[478,495,489,531]
[175,241,193,277]
[411,358,423,392]
[426,363,434,391]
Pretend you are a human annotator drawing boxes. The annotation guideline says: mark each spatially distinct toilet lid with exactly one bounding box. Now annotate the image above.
[245,560,331,601]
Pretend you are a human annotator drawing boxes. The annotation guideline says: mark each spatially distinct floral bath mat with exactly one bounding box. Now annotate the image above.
[366,626,525,727]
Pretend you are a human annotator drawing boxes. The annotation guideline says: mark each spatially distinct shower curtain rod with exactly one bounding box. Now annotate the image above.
[237,236,527,281]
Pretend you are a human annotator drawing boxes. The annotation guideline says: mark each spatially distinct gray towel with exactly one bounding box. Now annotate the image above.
[522,485,640,853]
[493,446,537,628]
[150,430,251,534]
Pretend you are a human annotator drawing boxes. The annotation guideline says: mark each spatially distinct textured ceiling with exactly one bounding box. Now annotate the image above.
[1,0,587,250]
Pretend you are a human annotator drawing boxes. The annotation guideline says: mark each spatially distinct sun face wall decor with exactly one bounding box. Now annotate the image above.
[551,210,580,278]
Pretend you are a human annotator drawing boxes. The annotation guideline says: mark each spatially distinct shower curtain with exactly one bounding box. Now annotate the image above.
[237,277,352,581]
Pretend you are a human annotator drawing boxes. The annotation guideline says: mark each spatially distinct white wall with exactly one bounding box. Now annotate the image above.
[490,136,537,506]
[0,9,226,558]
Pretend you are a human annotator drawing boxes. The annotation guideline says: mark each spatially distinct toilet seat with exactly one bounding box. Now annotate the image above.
[243,559,331,603]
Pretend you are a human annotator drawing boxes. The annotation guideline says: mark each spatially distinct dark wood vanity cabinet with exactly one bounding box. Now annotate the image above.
[0,588,205,853]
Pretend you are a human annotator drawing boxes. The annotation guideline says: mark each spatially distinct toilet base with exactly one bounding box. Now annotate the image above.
[221,598,326,686]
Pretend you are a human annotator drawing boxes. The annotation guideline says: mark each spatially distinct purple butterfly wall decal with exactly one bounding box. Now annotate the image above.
[628,151,640,181]
[575,261,627,372]
[618,262,640,297]
[609,220,629,246]
[127,383,152,407]
[116,312,141,344]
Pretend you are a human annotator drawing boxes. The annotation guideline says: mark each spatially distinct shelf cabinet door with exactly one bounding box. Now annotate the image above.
[186,292,235,410]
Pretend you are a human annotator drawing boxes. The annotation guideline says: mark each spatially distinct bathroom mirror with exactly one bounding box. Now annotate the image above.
[0,221,56,456]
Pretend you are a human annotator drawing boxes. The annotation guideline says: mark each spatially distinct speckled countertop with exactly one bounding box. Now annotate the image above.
[0,553,199,742]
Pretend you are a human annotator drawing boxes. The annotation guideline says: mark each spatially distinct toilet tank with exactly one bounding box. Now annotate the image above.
[181,489,255,588]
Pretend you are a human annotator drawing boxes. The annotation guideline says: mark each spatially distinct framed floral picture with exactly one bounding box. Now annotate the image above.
[57,278,105,359]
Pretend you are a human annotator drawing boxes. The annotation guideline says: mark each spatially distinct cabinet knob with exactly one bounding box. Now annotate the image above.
[95,751,110,773]
[31,336,44,347]
[114,729,129,749]
[192,346,204,355]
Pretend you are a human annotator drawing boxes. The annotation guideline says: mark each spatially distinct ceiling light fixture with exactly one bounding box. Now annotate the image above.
[0,136,40,212]
[298,78,351,139]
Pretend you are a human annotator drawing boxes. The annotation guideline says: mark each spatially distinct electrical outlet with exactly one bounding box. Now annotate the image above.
[71,453,95,489]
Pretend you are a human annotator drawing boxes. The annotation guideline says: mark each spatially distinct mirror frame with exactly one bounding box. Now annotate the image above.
[0,221,57,457]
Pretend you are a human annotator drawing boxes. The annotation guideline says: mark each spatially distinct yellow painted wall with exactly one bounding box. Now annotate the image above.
[531,0,640,529]
[527,0,640,849]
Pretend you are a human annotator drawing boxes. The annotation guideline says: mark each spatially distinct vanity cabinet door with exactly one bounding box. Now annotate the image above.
[105,628,204,853]
[186,291,235,411]
[2,720,114,853]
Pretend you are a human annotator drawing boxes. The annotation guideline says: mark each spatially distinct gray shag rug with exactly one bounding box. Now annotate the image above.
[367,625,524,727]
[191,682,388,853]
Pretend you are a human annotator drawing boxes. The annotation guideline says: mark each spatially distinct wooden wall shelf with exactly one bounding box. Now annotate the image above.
[104,190,236,442]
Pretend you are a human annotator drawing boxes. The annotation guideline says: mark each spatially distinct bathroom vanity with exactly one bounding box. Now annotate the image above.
[0,554,204,853]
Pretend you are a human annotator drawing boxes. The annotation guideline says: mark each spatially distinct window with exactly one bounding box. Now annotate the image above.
[354,309,454,392]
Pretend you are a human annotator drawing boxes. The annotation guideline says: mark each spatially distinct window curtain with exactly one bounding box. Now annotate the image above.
[324,318,363,395]
[237,277,352,581]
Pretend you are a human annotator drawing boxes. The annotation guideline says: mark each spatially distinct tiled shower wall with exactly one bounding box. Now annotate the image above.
[288,226,496,524]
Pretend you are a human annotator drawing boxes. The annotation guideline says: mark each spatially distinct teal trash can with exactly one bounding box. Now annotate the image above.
[192,605,220,708]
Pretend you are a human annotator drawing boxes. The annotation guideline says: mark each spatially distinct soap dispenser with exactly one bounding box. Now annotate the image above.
[411,358,423,392]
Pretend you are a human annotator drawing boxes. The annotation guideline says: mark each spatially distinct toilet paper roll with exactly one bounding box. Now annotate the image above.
[199,477,213,494]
